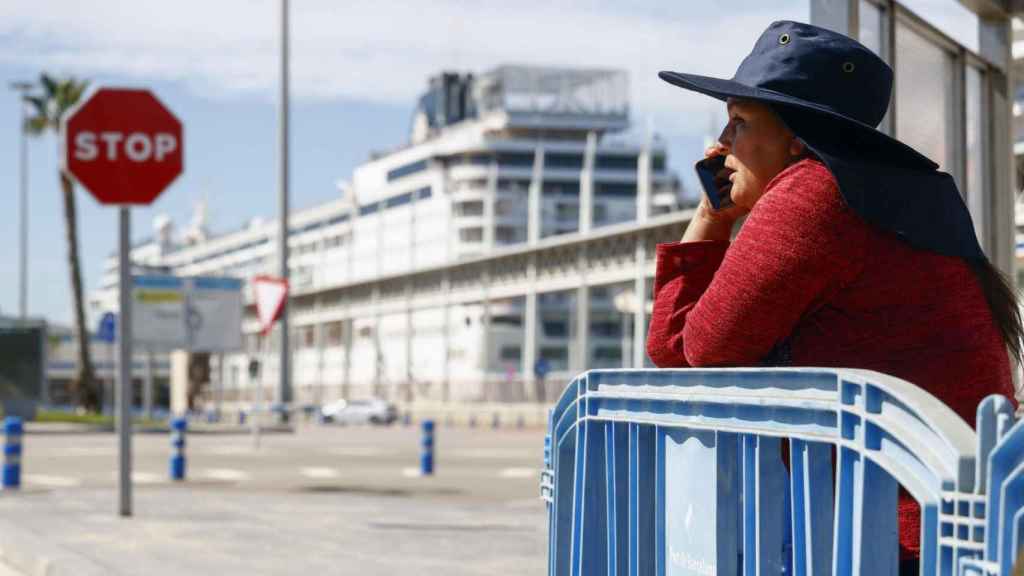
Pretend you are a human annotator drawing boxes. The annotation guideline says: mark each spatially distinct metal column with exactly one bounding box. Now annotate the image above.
[277,0,292,410]
[579,131,596,234]
[116,207,133,517]
[634,137,652,368]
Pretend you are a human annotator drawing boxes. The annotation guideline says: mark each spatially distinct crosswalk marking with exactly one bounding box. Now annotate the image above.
[200,468,250,482]
[498,467,538,479]
[300,467,340,479]
[23,474,82,488]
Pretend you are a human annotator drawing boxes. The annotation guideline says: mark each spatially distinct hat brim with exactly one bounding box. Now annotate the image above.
[658,70,938,170]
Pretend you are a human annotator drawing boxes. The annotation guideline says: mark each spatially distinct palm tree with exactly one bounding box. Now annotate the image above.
[24,73,100,411]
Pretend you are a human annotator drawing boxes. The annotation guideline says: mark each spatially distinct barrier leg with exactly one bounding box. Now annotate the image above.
[3,417,22,490]
[170,417,186,481]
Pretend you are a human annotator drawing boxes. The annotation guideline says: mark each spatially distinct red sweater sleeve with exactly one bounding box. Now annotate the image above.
[646,159,867,367]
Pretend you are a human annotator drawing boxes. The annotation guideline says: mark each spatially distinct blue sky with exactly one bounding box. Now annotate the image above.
[8,0,979,326]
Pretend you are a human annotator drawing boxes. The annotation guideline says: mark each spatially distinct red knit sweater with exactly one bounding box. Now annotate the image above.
[646,158,1016,559]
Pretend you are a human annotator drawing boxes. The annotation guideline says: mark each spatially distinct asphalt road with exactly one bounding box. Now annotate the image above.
[0,423,549,575]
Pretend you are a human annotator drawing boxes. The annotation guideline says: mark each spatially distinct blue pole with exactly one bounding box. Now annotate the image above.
[420,420,434,476]
[3,416,22,490]
[170,417,186,481]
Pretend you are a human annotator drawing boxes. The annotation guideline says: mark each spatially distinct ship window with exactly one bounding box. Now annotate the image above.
[492,314,522,327]
[595,155,637,171]
[595,183,636,197]
[547,153,583,169]
[496,152,534,167]
[386,159,429,181]
[499,346,522,362]
[385,192,413,208]
[359,202,380,216]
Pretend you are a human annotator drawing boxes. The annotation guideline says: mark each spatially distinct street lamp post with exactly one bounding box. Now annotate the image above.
[278,0,292,416]
[10,81,32,320]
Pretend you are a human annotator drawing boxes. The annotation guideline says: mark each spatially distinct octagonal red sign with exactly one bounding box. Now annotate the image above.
[62,88,183,206]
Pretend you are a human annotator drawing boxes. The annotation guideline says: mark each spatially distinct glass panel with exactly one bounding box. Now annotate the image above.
[966,65,986,249]
[896,21,956,170]
[858,0,884,57]
[898,0,978,53]
[589,282,635,369]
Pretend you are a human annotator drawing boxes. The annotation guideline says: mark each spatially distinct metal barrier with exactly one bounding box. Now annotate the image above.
[542,368,1024,576]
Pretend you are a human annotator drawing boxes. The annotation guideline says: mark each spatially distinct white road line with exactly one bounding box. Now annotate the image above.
[300,467,341,479]
[498,467,539,479]
[329,447,394,457]
[400,467,423,478]
[108,471,166,484]
[23,474,82,488]
[132,472,165,484]
[200,468,250,482]
[61,447,116,457]
[200,446,262,456]
[453,448,533,459]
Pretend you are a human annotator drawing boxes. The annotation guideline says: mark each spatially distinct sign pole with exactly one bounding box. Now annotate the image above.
[117,206,133,517]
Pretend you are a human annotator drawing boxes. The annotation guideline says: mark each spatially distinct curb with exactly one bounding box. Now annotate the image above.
[0,516,106,576]
[24,423,295,436]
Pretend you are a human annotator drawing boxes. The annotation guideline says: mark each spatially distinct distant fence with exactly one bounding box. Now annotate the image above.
[541,368,1024,575]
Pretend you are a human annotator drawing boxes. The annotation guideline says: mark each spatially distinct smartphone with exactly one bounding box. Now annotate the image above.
[695,155,733,210]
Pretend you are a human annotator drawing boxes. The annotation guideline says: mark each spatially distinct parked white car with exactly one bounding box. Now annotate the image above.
[320,399,398,425]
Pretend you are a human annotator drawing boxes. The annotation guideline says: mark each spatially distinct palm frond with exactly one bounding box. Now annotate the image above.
[24,115,49,136]
[39,73,58,99]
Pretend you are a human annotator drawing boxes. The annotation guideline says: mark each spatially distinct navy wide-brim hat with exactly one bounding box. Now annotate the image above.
[660,20,984,261]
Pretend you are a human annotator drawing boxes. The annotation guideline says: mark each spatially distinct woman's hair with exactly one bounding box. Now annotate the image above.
[969,257,1023,367]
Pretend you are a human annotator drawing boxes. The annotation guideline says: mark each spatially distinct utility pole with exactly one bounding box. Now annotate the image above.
[278,0,292,415]
[10,81,32,319]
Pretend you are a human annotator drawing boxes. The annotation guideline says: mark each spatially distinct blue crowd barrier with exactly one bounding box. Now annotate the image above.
[542,368,1024,576]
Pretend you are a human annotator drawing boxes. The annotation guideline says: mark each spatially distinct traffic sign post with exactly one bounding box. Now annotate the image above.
[63,88,183,518]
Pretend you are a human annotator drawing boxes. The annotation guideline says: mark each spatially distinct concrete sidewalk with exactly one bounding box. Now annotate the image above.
[0,485,546,576]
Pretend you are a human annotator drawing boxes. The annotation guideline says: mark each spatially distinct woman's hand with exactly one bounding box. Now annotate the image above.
[681,147,750,243]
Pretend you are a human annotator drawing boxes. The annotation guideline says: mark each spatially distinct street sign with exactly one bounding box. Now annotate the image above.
[62,88,183,206]
[61,86,184,519]
[132,275,187,349]
[97,312,116,343]
[189,277,244,352]
[253,276,289,336]
[131,275,243,353]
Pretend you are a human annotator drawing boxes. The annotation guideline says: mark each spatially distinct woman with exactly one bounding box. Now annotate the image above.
[646,20,1021,569]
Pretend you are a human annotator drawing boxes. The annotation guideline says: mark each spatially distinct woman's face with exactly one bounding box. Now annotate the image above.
[717,98,803,209]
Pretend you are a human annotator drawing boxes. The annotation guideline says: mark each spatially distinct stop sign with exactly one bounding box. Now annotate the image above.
[62,88,183,205]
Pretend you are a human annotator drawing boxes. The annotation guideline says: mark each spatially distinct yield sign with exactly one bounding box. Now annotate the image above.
[252,275,288,335]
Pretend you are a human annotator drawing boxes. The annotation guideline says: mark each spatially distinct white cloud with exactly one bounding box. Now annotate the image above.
[0,0,807,138]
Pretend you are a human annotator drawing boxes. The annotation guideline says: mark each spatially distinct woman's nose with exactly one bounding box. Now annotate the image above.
[716,125,732,150]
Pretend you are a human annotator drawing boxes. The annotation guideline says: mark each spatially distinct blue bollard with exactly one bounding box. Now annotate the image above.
[170,417,186,481]
[491,412,500,429]
[469,414,477,429]
[238,411,247,425]
[543,433,551,470]
[517,414,525,430]
[420,420,434,476]
[3,417,22,490]
[403,412,412,427]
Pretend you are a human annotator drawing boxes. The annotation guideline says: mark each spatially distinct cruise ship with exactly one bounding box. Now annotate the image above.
[87,65,688,408]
